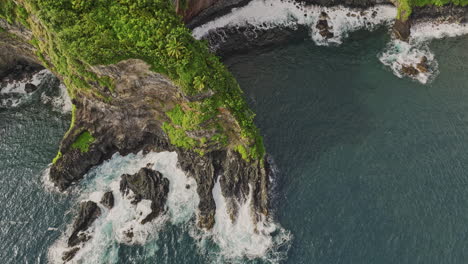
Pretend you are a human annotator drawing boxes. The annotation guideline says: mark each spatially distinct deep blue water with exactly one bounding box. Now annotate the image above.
[1,29,468,263]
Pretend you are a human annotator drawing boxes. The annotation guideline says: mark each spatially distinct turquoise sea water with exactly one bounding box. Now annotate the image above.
[1,29,468,263]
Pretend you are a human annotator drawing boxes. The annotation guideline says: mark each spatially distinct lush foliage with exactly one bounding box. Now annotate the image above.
[71,131,95,152]
[398,0,468,20]
[2,0,265,160]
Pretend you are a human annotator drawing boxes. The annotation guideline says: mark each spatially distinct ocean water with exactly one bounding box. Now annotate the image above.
[2,15,468,264]
[224,30,468,263]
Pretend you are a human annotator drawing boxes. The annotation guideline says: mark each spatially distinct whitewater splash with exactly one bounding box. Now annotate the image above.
[192,0,396,45]
[190,178,292,264]
[379,22,468,84]
[0,69,71,112]
[48,151,290,263]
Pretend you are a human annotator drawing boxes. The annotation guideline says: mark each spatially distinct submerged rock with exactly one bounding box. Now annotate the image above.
[100,191,114,209]
[120,167,169,224]
[67,201,101,247]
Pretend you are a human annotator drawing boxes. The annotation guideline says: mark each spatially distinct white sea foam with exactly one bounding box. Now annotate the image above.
[41,83,73,113]
[191,178,292,263]
[379,22,468,83]
[192,0,396,46]
[0,69,72,111]
[48,151,199,264]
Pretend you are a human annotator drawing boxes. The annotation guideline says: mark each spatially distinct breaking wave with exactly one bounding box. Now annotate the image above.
[192,0,396,46]
[47,151,290,263]
[190,178,292,264]
[379,22,468,84]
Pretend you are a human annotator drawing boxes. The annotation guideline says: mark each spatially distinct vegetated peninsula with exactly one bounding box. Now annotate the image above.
[1,0,467,262]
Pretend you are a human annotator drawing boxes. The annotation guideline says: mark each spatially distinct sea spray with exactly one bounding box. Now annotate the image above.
[0,69,72,111]
[379,22,468,83]
[48,151,199,263]
[192,0,396,46]
[191,178,292,264]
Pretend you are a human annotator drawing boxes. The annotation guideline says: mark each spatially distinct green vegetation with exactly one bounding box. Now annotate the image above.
[0,0,265,161]
[398,0,468,20]
[52,151,62,164]
[71,131,95,152]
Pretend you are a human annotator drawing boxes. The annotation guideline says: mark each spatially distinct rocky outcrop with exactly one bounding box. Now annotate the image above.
[100,191,114,209]
[316,12,335,39]
[392,18,411,41]
[120,167,170,224]
[67,201,101,247]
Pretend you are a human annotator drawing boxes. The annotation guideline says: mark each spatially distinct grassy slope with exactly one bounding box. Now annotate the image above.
[398,0,468,20]
[0,0,265,161]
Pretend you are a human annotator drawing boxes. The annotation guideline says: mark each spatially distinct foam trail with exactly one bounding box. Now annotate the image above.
[193,0,396,45]
[48,151,199,264]
[192,178,292,263]
[379,22,468,83]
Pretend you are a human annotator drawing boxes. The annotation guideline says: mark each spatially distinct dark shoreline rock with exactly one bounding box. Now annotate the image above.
[120,167,170,224]
[67,201,101,247]
[100,191,114,209]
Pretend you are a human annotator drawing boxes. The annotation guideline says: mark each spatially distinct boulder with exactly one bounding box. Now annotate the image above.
[100,191,114,209]
[120,167,169,224]
[67,201,101,247]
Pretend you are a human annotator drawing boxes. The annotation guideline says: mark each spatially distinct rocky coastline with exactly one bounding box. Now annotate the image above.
[1,0,468,262]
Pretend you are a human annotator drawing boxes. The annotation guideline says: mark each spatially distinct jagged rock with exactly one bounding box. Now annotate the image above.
[62,247,80,262]
[24,83,37,93]
[120,167,169,224]
[100,191,114,209]
[316,12,334,39]
[416,56,429,73]
[401,65,419,76]
[393,19,411,42]
[67,201,101,247]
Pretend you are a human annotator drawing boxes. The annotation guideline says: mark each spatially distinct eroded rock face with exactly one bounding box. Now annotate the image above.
[67,201,101,247]
[120,167,170,224]
[412,4,468,24]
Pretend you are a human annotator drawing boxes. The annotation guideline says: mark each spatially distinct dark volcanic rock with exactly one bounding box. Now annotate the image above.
[62,247,80,262]
[67,201,101,247]
[120,167,169,224]
[100,191,114,209]
[24,83,37,93]
[412,4,468,24]
[181,0,252,29]
[392,19,411,41]
[296,0,391,8]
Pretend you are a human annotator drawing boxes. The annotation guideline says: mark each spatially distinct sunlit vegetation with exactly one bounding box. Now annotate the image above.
[0,0,265,161]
